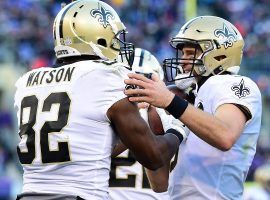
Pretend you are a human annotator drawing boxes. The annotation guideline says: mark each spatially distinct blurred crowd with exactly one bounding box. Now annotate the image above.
[0,0,270,71]
[0,0,270,199]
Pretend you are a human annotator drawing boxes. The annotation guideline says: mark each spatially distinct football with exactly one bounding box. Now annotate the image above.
[148,105,164,135]
[147,84,188,135]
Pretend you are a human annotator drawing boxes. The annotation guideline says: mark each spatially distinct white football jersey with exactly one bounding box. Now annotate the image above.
[169,75,262,200]
[109,149,170,200]
[14,60,129,200]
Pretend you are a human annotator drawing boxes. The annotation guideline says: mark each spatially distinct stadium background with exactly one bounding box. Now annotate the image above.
[0,0,269,199]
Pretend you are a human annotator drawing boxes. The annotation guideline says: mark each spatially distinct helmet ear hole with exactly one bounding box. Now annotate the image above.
[214,55,226,61]
[97,39,107,47]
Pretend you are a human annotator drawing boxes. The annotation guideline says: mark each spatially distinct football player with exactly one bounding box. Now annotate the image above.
[124,16,262,200]
[109,48,172,200]
[14,1,186,200]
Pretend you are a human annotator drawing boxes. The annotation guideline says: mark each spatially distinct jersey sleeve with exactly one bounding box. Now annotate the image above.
[209,76,261,123]
[100,65,129,119]
[72,63,129,123]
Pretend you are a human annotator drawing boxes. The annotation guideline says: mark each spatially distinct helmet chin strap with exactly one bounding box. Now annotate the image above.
[89,42,109,60]
[191,53,206,76]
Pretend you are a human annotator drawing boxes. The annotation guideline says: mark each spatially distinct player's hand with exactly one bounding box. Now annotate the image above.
[156,108,189,141]
[124,73,174,108]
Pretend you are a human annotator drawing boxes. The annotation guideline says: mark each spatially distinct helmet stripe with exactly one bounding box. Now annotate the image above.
[59,1,82,39]
[181,17,199,34]
[139,49,145,67]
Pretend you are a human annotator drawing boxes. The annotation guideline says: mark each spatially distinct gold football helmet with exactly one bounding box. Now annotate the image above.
[164,16,244,82]
[53,0,134,65]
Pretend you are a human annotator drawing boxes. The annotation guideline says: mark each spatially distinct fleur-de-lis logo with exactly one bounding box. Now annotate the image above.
[231,79,250,98]
[214,23,237,49]
[90,3,115,28]
[197,102,204,110]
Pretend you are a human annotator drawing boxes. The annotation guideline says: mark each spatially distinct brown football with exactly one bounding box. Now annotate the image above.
[147,84,188,135]
[148,105,164,135]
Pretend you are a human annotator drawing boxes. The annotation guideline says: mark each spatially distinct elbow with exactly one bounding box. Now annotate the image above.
[218,143,233,152]
[144,158,163,170]
[147,165,160,171]
[142,151,164,170]
[216,133,235,152]
[152,184,168,193]
[132,149,164,170]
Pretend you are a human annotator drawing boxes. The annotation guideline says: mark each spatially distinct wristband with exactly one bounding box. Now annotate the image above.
[166,128,184,143]
[165,95,188,119]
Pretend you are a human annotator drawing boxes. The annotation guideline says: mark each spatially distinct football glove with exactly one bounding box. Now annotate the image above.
[156,108,189,141]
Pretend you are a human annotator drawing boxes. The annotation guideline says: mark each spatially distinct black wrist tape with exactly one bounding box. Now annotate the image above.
[165,95,188,119]
[166,128,184,143]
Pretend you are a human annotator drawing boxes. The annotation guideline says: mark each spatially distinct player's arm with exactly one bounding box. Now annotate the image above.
[124,73,248,151]
[107,97,180,170]
[144,163,170,192]
[180,103,247,151]
[145,108,186,192]
[111,140,127,158]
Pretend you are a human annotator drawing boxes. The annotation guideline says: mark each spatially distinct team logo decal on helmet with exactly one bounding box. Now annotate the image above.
[231,79,250,98]
[90,3,115,28]
[197,102,204,111]
[214,23,237,49]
